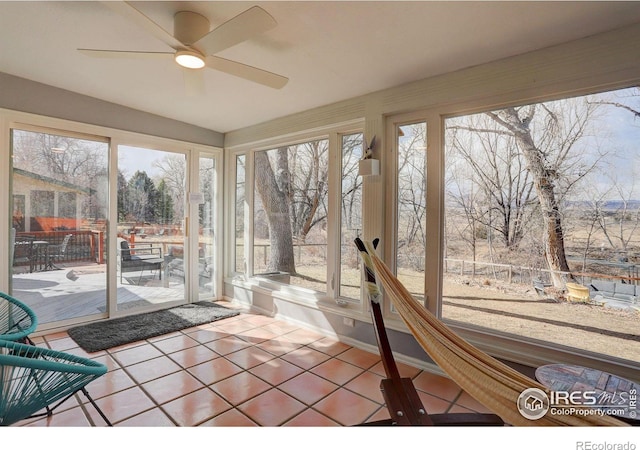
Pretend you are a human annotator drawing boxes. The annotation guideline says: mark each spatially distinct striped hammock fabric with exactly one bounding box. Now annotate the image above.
[359,240,627,426]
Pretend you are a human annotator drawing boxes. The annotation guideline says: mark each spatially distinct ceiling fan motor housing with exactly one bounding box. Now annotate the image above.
[174,11,210,47]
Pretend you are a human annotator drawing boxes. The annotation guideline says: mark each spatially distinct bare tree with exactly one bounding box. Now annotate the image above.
[447,114,537,251]
[12,131,106,188]
[586,173,640,257]
[445,165,485,267]
[397,123,427,255]
[12,129,108,224]
[288,140,329,242]
[254,149,296,274]
[446,98,602,287]
[154,155,185,224]
[341,133,363,233]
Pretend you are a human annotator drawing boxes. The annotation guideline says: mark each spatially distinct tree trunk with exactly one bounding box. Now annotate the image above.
[254,150,296,274]
[534,170,572,287]
[496,108,572,287]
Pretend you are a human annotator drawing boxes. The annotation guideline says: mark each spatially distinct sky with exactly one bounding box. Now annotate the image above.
[118,145,178,179]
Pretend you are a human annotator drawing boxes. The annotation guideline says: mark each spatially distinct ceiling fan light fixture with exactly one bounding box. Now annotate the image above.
[175,50,205,69]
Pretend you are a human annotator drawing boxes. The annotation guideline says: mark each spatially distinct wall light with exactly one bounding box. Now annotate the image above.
[358,158,380,176]
[358,135,380,176]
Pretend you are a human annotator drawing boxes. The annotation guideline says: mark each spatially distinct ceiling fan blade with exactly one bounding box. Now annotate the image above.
[182,68,205,97]
[205,55,288,89]
[102,1,184,50]
[79,49,174,60]
[193,6,277,56]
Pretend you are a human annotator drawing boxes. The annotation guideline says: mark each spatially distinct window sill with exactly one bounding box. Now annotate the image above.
[228,275,376,323]
[227,275,412,330]
[445,320,640,383]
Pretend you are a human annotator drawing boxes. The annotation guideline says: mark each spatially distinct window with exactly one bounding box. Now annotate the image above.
[31,190,54,221]
[442,87,640,365]
[253,139,329,292]
[339,133,363,301]
[234,154,246,274]
[12,195,25,232]
[395,122,427,301]
[233,125,364,303]
[198,154,218,298]
[58,192,77,218]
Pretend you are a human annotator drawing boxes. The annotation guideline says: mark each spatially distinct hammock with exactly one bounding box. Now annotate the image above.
[357,239,627,426]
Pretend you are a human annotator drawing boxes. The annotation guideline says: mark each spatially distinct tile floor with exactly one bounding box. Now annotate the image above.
[16,301,493,427]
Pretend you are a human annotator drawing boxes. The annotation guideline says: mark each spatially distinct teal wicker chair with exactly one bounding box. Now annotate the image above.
[0,339,112,426]
[0,292,37,344]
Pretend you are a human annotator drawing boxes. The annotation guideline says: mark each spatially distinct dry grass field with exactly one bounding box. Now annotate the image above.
[293,264,640,365]
[442,276,639,364]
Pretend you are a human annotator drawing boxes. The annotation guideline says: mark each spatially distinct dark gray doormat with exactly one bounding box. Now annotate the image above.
[67,301,240,353]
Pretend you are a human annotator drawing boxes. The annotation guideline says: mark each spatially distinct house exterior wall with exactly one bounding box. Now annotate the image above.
[13,172,85,232]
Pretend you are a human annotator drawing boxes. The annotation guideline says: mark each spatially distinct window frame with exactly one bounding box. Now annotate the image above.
[224,120,366,311]
[384,82,640,378]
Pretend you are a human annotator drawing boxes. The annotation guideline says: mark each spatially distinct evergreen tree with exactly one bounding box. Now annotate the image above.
[155,179,174,224]
[127,171,158,223]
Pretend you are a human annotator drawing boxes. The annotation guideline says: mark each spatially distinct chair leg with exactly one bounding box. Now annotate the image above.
[19,340,112,427]
[21,335,36,346]
[25,388,112,426]
[80,387,112,426]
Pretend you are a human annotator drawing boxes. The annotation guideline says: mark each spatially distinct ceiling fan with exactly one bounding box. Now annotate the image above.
[78,2,288,93]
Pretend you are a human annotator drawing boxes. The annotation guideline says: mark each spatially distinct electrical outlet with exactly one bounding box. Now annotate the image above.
[343,317,355,327]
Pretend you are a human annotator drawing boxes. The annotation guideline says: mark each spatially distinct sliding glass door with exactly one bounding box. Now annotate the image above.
[10,127,108,325]
[7,124,221,328]
[196,154,218,299]
[116,145,186,312]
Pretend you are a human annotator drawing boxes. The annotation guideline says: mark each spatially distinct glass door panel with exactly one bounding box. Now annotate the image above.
[117,145,186,311]
[197,155,217,299]
[10,128,108,325]
[234,155,246,275]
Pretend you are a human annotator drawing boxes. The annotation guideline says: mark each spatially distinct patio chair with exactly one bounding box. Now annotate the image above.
[10,228,36,273]
[117,238,164,284]
[0,292,37,345]
[44,233,73,270]
[0,339,112,426]
[354,238,627,426]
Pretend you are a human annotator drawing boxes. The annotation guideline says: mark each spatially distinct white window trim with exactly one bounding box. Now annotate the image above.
[383,82,640,379]
[224,120,369,316]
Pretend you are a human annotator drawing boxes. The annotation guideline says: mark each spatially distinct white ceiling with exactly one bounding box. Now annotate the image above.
[2,1,640,134]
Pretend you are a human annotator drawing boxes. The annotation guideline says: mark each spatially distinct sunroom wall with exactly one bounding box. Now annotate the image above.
[223,23,640,380]
[0,74,224,328]
[0,72,223,148]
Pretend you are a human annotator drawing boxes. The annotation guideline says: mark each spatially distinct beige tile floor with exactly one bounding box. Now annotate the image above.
[16,302,493,427]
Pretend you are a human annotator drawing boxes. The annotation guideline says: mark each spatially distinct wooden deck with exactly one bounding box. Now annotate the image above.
[12,264,185,325]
